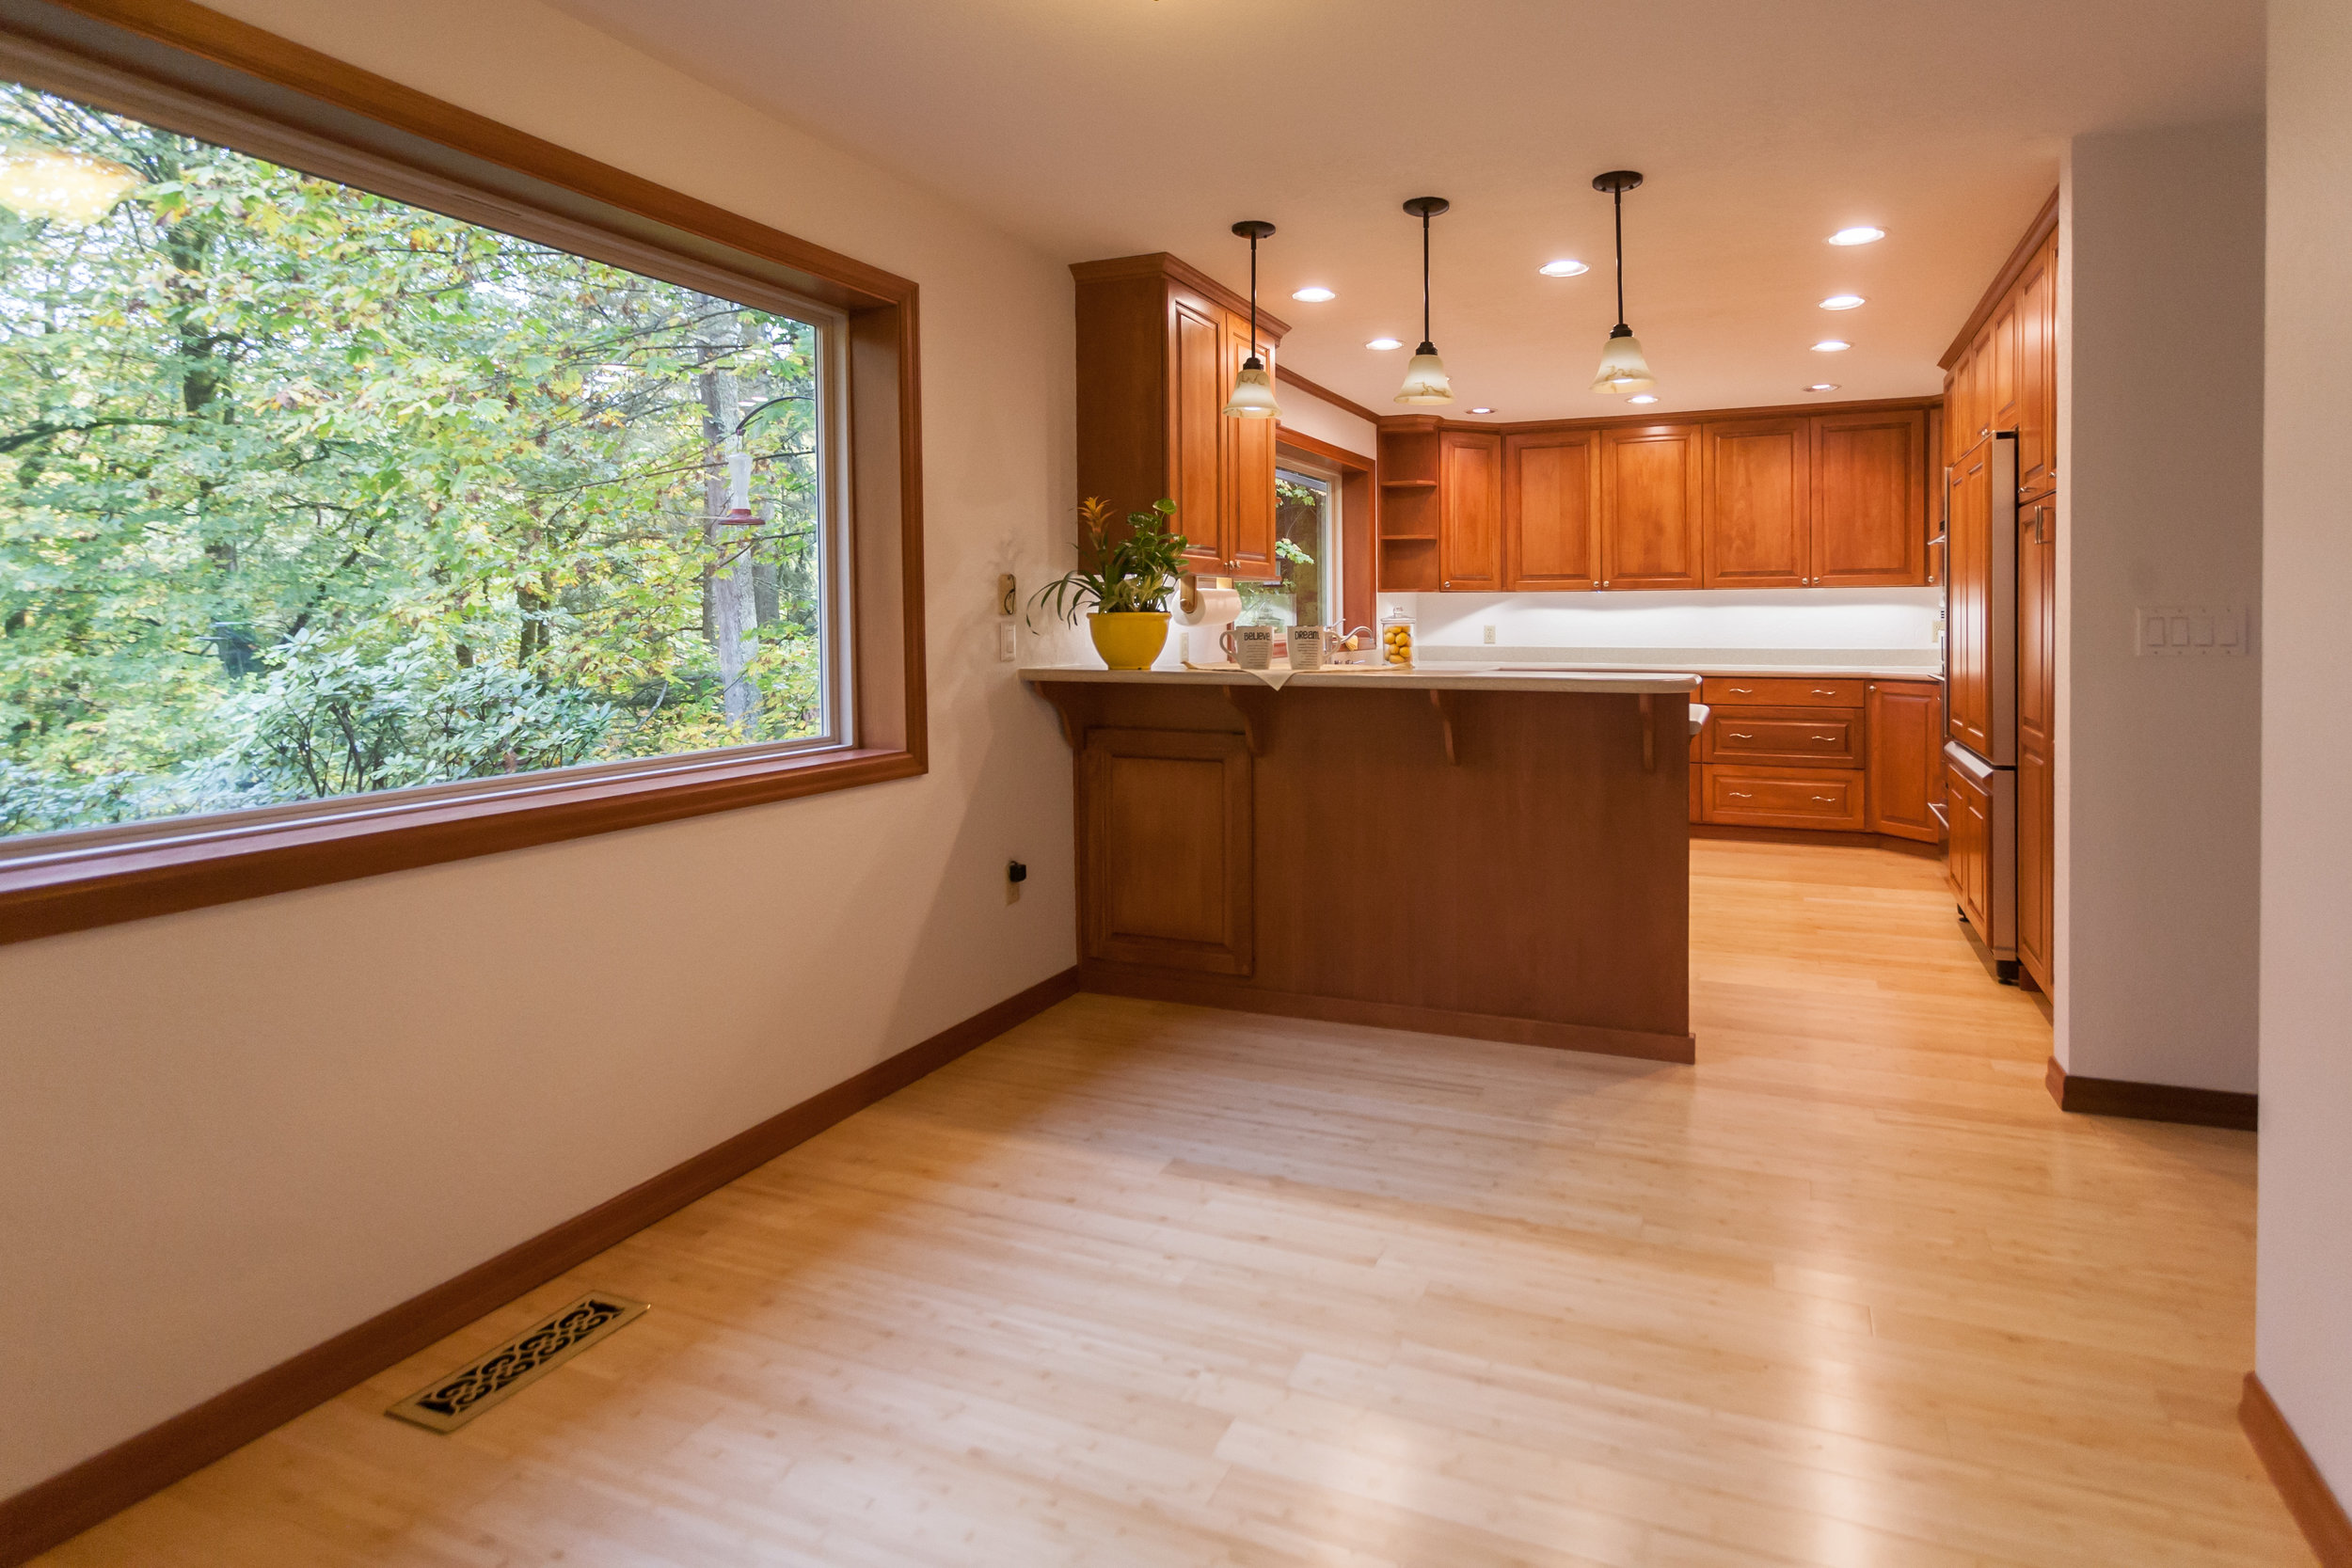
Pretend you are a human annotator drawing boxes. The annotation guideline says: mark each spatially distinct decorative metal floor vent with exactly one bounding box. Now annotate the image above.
[388,1291,647,1433]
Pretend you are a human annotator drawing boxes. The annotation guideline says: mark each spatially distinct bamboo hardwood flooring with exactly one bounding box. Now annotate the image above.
[38,840,2308,1565]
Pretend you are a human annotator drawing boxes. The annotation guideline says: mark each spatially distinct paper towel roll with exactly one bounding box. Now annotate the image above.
[1175,583,1242,626]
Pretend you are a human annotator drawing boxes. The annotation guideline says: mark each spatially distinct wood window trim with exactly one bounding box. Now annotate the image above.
[1275,427,1376,634]
[0,0,928,946]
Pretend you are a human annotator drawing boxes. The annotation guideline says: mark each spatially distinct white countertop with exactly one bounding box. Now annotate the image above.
[1416,648,1941,682]
[1020,663,1701,696]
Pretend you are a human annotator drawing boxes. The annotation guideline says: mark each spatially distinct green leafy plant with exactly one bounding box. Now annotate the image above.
[1029,497,1189,624]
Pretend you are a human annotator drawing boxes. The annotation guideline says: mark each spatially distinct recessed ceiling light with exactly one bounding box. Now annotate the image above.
[1812,339,1851,352]
[1805,383,1840,392]
[1820,294,1866,310]
[1827,227,1885,246]
[1366,337,1404,351]
[1291,286,1335,302]
[1538,259,1589,277]
[1469,406,1494,414]
[1629,394,1659,404]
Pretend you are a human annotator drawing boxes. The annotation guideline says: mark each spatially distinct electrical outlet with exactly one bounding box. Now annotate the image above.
[2136,606,2248,657]
[996,620,1018,662]
[1483,625,1497,645]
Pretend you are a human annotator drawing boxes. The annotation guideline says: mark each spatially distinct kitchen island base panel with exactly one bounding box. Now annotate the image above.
[1080,963,1697,1063]
[1043,676,1692,1059]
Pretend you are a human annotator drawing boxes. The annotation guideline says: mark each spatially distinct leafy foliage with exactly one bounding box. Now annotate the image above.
[0,82,827,840]
[1029,497,1188,624]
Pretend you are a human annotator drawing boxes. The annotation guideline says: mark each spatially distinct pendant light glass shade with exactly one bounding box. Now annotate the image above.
[1395,342,1454,404]
[1223,219,1281,420]
[1590,327,1655,394]
[1222,361,1279,418]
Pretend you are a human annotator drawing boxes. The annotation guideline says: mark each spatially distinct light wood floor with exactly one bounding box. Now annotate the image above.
[43,840,2308,1566]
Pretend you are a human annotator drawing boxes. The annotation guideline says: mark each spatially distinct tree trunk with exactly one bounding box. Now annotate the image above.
[696,311,761,736]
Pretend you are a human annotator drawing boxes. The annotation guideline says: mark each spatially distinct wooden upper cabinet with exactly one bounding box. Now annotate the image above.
[1945,443,1992,756]
[1988,293,2020,434]
[1599,423,1704,590]
[2015,234,2058,498]
[1170,299,1226,573]
[1437,430,1503,591]
[1811,409,1925,585]
[1219,311,1278,579]
[1502,428,1598,590]
[1701,418,1808,588]
[1071,255,1289,580]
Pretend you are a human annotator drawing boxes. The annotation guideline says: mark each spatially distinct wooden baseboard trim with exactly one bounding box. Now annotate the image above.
[0,965,1081,1568]
[1690,823,1942,856]
[2242,1371,2352,1565]
[2043,1055,2258,1132]
[1080,964,1695,1064]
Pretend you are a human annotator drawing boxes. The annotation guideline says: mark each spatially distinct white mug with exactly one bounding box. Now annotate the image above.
[1287,626,1327,670]
[1223,624,1275,670]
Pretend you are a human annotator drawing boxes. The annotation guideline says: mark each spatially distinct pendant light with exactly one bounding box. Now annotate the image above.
[1394,197,1454,404]
[1221,220,1280,419]
[1590,170,1657,395]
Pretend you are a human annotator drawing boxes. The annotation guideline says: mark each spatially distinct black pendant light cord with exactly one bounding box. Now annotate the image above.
[1421,208,1434,349]
[1613,184,1627,331]
[1248,233,1260,367]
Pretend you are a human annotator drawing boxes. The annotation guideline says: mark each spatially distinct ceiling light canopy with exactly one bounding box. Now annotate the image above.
[1366,337,1404,351]
[1820,294,1866,310]
[1539,259,1588,277]
[1827,226,1885,246]
[1590,170,1656,395]
[0,144,139,226]
[1291,286,1335,302]
[1222,220,1280,420]
[1394,196,1454,404]
[1812,340,1851,352]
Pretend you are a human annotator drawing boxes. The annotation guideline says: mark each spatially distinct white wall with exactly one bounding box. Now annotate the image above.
[2257,0,2352,1504]
[2053,120,2265,1094]
[0,0,1085,1497]
[1403,588,1942,656]
[1274,379,1376,458]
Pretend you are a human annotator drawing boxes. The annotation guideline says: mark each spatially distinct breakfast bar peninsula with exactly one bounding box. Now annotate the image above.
[1025,664,1702,1063]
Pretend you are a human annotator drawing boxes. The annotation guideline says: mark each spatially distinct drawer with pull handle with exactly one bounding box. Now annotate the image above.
[1702,705,1864,768]
[1701,676,1867,708]
[1702,765,1867,831]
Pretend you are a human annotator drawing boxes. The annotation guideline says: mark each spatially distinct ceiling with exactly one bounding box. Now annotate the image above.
[549,0,2263,421]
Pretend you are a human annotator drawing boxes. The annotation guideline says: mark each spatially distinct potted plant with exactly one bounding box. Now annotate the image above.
[1031,497,1189,670]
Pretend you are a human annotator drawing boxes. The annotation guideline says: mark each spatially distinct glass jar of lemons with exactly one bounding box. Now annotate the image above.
[1378,610,1416,667]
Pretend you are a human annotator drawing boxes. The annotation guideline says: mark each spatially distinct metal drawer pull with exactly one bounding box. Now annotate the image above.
[1728,791,1754,800]
[1729,687,1753,694]
[1813,734,1836,741]
[1730,732,1754,739]
[1811,688,1836,695]
[1813,795,1837,803]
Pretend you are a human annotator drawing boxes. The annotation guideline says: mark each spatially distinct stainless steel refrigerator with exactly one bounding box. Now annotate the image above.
[1942,431,2020,980]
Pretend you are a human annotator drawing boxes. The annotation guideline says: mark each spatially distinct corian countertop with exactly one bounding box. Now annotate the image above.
[1020,663,1700,696]
[1416,647,1942,682]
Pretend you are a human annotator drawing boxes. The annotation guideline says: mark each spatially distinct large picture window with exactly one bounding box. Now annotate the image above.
[0,80,842,843]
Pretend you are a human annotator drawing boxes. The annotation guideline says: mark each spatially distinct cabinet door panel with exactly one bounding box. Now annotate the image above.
[1600,423,1703,590]
[1706,766,1867,831]
[1812,410,1925,585]
[2018,498,2055,756]
[1947,754,1991,928]
[1082,728,1252,974]
[2018,739,2053,990]
[1703,417,1809,587]
[1867,681,1944,843]
[1438,429,1503,591]
[2016,236,2058,496]
[1171,300,1225,572]
[1221,310,1279,578]
[1705,705,1864,769]
[1946,446,1992,754]
[1503,429,1598,590]
[1990,295,2019,432]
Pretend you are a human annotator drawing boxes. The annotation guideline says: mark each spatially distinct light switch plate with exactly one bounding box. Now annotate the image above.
[995,620,1018,662]
[2136,606,2248,657]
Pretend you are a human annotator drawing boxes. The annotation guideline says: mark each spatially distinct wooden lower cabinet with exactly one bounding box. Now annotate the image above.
[1946,752,1992,931]
[1080,727,1253,975]
[2018,739,2053,989]
[1705,765,1867,832]
[1866,680,1944,843]
[1705,705,1863,769]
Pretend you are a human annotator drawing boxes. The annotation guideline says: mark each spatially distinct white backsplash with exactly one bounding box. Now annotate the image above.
[1390,588,1944,653]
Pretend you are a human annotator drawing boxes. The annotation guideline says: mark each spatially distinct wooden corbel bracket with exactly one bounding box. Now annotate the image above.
[1033,682,1089,751]
[1223,684,1275,757]
[1429,689,1461,766]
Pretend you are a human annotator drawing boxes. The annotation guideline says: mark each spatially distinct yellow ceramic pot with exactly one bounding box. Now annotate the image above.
[1088,610,1170,671]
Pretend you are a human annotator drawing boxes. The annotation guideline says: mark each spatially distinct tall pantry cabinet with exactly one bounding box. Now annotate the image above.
[1073,254,1288,579]
[1943,206,2058,996]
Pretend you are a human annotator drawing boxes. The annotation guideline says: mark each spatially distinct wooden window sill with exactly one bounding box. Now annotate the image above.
[0,745,923,945]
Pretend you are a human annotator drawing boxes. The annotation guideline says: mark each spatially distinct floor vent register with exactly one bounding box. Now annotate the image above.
[387,1291,648,1433]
